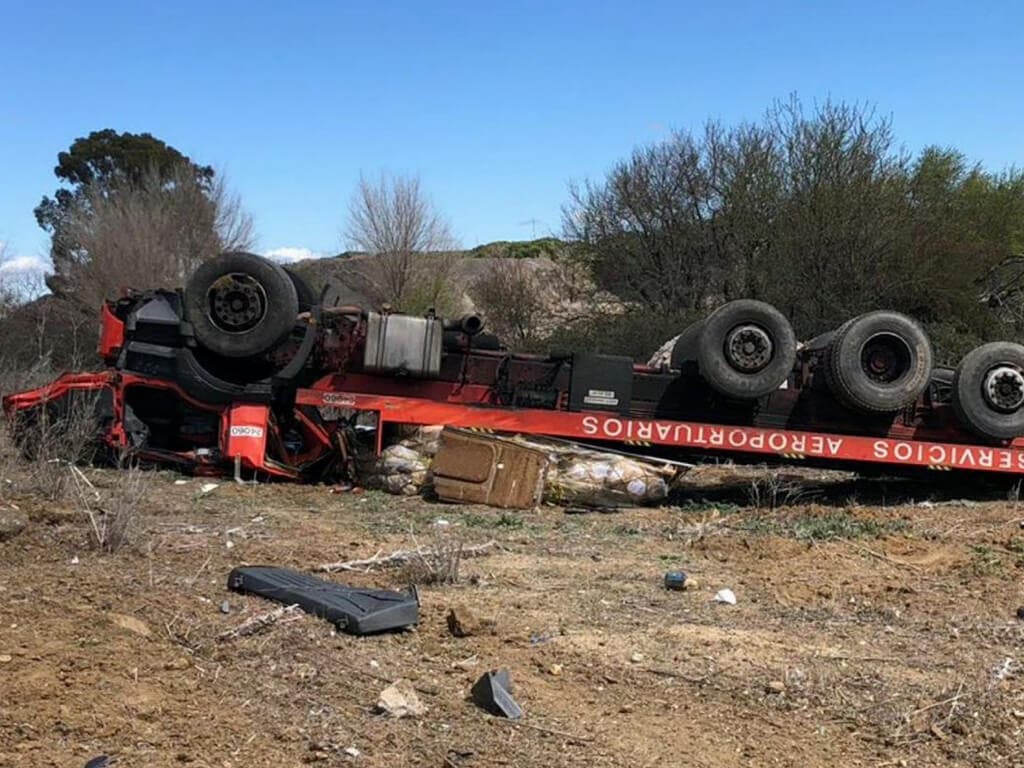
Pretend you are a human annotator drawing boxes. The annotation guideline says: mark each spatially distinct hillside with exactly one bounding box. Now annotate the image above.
[288,238,569,312]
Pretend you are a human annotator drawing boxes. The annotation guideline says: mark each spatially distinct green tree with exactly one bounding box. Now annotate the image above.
[35,129,215,296]
[561,97,1024,360]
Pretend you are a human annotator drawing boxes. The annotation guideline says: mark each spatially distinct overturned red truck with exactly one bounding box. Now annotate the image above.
[5,251,1024,481]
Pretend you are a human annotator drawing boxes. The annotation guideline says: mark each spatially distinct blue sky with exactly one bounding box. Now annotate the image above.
[1,0,1022,273]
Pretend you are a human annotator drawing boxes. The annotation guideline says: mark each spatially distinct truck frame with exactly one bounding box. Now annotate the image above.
[5,252,1024,484]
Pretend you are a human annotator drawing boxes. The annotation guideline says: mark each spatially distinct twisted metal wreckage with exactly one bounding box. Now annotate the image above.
[6,251,1024,491]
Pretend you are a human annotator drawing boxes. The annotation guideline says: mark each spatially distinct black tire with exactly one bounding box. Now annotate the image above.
[184,252,299,359]
[284,267,318,313]
[669,318,706,370]
[824,311,932,413]
[679,300,797,399]
[952,341,1024,441]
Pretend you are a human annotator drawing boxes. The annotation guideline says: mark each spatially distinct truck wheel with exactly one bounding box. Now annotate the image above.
[952,341,1024,441]
[689,300,797,399]
[824,311,932,412]
[184,252,299,359]
[284,267,318,313]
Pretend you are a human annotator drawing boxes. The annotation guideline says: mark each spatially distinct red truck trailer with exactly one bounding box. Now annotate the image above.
[6,252,1024,482]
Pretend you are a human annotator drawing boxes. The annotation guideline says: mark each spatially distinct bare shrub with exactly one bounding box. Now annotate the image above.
[345,173,460,313]
[71,459,146,553]
[471,246,603,350]
[748,467,807,511]
[472,258,548,349]
[6,389,102,500]
[57,164,253,311]
[400,531,464,585]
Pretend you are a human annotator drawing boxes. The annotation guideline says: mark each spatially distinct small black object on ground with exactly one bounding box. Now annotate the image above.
[227,566,419,635]
[471,669,522,719]
[84,757,111,768]
[664,571,688,590]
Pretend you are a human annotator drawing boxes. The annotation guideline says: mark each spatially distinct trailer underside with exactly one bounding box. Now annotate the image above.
[5,251,1024,484]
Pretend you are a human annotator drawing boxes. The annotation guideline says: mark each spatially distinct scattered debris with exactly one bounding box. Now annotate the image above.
[318,539,497,574]
[70,555,80,565]
[548,663,564,676]
[530,631,557,645]
[218,604,302,641]
[227,566,419,635]
[471,669,522,719]
[630,652,645,663]
[219,600,231,614]
[433,429,548,508]
[376,679,427,718]
[342,746,361,758]
[356,422,691,510]
[83,757,111,768]
[199,483,220,495]
[358,426,442,495]
[108,612,153,638]
[663,571,688,591]
[0,515,26,542]
[714,588,737,605]
[173,479,188,485]
[1017,606,1024,620]
[362,443,431,496]
[0,654,13,663]
[766,680,786,694]
[447,605,485,637]
[990,657,1017,683]
[526,435,689,507]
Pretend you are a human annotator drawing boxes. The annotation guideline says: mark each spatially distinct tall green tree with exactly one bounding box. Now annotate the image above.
[35,129,215,296]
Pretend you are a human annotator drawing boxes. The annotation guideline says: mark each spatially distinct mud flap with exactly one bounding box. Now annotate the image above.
[227,566,419,635]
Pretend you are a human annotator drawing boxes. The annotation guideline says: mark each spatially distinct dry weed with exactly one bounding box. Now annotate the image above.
[400,530,464,585]
[6,388,102,500]
[71,459,147,553]
[748,467,809,510]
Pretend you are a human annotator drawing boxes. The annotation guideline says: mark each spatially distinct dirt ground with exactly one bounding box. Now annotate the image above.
[2,463,1023,768]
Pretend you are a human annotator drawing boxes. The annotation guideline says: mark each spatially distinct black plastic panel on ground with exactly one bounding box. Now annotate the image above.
[227,566,419,635]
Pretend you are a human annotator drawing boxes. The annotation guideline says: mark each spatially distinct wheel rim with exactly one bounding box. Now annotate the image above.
[207,273,268,333]
[859,333,912,385]
[724,324,773,373]
[982,365,1024,412]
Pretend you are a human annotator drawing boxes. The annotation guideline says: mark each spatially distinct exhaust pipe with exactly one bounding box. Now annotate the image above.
[444,314,485,336]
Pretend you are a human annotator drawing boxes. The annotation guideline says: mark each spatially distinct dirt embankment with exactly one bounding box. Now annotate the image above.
[1,466,1023,767]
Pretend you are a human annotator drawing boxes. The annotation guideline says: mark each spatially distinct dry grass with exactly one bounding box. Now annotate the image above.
[748,467,812,510]
[3,468,1024,766]
[400,530,465,585]
[71,459,147,553]
[1,376,148,552]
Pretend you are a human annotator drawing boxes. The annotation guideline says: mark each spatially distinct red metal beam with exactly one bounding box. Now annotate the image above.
[295,389,1024,475]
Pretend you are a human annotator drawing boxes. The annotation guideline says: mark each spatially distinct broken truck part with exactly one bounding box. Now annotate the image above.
[432,428,549,508]
[227,566,419,635]
[6,250,1024,484]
